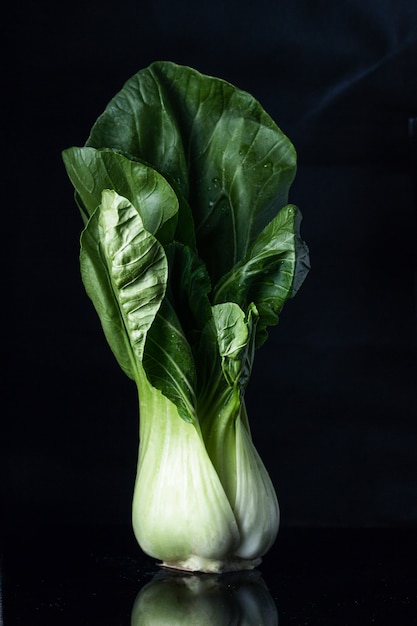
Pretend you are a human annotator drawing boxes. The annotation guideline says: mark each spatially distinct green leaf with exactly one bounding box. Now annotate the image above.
[143,298,197,424]
[158,172,196,250]
[86,61,297,283]
[80,206,136,380]
[212,302,258,390]
[213,205,310,346]
[164,242,212,340]
[142,243,213,425]
[81,190,168,379]
[63,147,179,244]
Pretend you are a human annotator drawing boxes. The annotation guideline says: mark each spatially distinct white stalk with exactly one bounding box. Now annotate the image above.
[233,416,279,559]
[132,374,241,573]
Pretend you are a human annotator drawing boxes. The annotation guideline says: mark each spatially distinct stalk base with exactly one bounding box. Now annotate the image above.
[160,555,262,574]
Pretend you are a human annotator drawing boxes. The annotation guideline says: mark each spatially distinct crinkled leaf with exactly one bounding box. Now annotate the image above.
[80,207,136,380]
[63,147,179,244]
[81,190,168,379]
[86,61,297,283]
[213,205,310,346]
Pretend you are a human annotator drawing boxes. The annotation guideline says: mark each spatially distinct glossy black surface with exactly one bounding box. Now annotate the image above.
[2,525,416,624]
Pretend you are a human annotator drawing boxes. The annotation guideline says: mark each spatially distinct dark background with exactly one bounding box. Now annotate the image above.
[3,0,417,534]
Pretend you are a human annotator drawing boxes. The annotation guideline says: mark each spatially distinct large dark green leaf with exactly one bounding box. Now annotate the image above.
[86,61,297,283]
[213,205,310,346]
[81,190,168,379]
[63,147,179,244]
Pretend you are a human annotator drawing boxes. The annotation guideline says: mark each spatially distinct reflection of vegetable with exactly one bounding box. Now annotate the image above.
[63,62,310,573]
[131,570,278,626]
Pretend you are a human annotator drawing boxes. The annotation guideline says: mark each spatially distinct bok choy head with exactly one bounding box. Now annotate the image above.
[62,61,310,573]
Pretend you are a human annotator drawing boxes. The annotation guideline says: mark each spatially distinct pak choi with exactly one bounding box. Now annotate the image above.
[62,61,310,573]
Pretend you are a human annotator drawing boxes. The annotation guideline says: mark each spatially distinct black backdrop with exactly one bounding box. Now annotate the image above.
[4,0,417,532]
